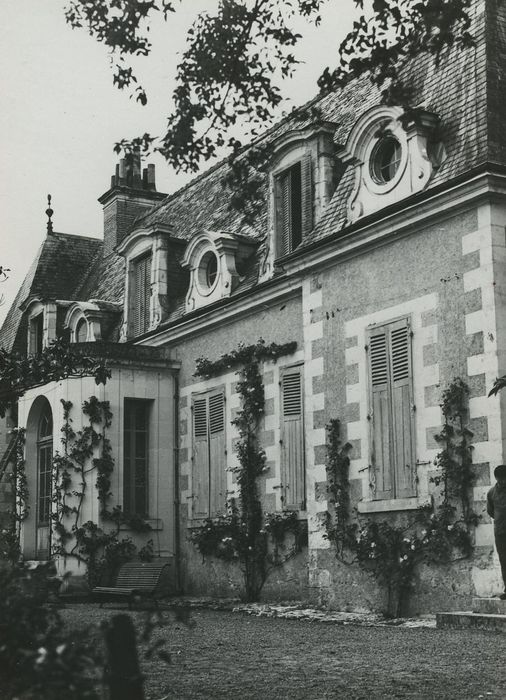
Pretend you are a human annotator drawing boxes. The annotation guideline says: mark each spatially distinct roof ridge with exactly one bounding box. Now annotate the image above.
[49,231,102,243]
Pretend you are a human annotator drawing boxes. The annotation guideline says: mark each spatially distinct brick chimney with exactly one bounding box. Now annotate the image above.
[98,151,166,255]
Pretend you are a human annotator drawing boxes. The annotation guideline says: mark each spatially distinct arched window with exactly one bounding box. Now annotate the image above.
[75,318,88,343]
[37,407,53,558]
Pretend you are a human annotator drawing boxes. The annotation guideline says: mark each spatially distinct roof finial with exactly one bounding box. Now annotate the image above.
[46,194,54,235]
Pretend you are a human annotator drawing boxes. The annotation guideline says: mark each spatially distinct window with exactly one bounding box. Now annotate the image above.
[132,253,152,336]
[37,408,53,559]
[192,389,226,518]
[370,135,402,184]
[75,318,88,343]
[368,318,415,500]
[123,399,150,516]
[280,365,306,509]
[30,313,44,355]
[274,155,312,257]
[197,250,219,294]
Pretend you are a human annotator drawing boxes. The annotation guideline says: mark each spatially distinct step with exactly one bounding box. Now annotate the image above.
[436,611,506,632]
[472,597,506,615]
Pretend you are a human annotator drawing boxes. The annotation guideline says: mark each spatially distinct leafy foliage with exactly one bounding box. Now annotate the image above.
[65,0,474,174]
[0,563,101,700]
[0,339,111,418]
[194,337,297,379]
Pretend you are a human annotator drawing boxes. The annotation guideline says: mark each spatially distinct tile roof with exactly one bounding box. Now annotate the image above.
[0,233,102,353]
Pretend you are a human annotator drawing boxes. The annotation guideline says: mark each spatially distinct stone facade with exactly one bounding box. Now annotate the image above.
[3,0,506,612]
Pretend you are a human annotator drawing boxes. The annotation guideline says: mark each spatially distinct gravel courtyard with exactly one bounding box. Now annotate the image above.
[61,605,506,700]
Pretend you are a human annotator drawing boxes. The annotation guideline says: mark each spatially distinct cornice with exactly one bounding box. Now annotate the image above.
[136,277,301,347]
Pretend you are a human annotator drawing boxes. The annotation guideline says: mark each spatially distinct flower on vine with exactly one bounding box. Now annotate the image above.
[36,647,48,665]
[447,525,453,531]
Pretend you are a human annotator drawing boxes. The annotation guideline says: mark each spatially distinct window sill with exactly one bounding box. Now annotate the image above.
[119,518,163,531]
[357,496,431,514]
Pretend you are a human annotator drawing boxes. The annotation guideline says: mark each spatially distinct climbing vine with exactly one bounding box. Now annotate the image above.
[0,428,28,562]
[48,398,154,586]
[325,378,478,617]
[191,339,305,602]
[0,339,110,417]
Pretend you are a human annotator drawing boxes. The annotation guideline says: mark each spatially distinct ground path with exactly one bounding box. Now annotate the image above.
[61,604,506,699]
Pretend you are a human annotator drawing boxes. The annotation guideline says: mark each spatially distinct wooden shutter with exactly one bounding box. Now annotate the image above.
[300,153,313,240]
[192,397,210,518]
[369,329,393,499]
[280,366,306,509]
[133,254,151,336]
[389,320,415,498]
[276,169,292,257]
[209,392,227,515]
[368,318,415,500]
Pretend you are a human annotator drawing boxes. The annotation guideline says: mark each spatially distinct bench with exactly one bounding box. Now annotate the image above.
[92,561,169,609]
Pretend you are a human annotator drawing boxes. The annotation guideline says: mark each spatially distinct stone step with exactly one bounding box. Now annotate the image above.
[437,611,506,632]
[472,597,506,614]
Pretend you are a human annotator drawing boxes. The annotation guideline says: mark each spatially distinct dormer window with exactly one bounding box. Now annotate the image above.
[65,300,121,343]
[259,122,338,277]
[30,313,44,355]
[338,106,441,222]
[116,223,172,341]
[275,161,303,257]
[182,230,256,312]
[23,299,57,355]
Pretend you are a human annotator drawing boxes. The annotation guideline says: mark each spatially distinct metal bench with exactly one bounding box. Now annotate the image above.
[92,561,169,609]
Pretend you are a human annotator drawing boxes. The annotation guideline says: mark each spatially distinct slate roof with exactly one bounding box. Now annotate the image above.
[0,233,102,353]
[136,0,491,250]
[2,0,504,347]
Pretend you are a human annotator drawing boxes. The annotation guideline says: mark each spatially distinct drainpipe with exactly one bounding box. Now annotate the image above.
[173,373,182,593]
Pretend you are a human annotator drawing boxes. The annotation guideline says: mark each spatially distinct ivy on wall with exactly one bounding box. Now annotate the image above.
[325,378,478,617]
[0,428,28,562]
[191,338,306,602]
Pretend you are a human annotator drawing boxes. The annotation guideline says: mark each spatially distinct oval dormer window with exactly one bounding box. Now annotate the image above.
[370,135,402,184]
[198,250,219,293]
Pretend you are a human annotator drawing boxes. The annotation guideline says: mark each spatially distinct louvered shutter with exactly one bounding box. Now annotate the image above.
[276,169,292,257]
[300,153,313,240]
[280,366,306,509]
[389,320,415,498]
[209,392,226,515]
[192,397,210,518]
[368,318,415,500]
[133,254,151,336]
[369,329,393,499]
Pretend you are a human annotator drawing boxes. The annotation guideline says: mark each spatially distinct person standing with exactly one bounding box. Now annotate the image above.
[487,465,506,599]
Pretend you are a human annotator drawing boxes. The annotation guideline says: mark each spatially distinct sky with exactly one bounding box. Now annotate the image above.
[0,1,357,326]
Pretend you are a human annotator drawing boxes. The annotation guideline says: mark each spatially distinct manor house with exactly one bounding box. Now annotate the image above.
[1,0,506,613]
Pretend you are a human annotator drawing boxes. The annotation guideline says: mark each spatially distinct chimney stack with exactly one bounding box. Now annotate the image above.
[98,154,166,255]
